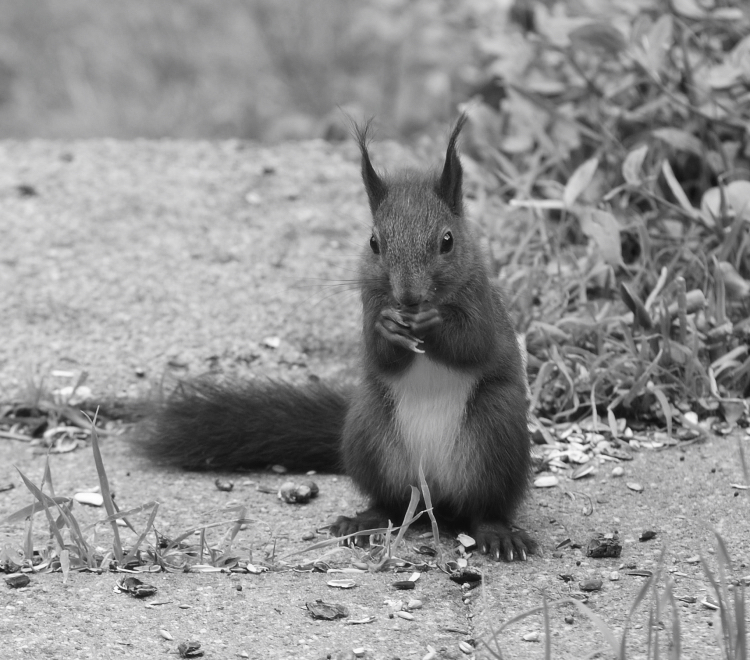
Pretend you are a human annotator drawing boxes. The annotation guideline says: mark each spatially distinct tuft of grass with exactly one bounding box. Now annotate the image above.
[2,429,255,575]
[480,532,747,660]
[282,480,439,570]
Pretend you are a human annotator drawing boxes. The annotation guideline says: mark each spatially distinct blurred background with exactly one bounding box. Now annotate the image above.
[0,0,521,142]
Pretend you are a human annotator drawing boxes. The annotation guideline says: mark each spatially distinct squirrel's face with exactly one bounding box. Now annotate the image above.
[357,115,474,308]
[363,178,474,308]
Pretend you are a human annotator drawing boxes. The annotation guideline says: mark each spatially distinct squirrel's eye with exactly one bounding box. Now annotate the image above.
[440,231,454,254]
[369,235,380,254]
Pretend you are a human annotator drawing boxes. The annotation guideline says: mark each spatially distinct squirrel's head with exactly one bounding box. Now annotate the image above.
[356,115,481,307]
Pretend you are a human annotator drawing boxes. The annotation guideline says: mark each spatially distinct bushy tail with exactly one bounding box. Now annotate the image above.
[138,379,350,472]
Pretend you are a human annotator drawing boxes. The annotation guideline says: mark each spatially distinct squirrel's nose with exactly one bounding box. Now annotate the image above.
[395,290,427,308]
[391,274,429,308]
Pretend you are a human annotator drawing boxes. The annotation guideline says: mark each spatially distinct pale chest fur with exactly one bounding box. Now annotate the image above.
[385,356,476,494]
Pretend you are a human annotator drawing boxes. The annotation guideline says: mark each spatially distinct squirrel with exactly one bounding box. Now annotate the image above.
[141,115,535,561]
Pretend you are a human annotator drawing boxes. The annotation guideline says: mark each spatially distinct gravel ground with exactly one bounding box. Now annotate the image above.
[1,139,748,659]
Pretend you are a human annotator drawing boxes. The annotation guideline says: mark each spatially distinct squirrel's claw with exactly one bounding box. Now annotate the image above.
[377,311,425,353]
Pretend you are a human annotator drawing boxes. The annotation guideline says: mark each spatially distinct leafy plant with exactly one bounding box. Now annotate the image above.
[461,0,750,426]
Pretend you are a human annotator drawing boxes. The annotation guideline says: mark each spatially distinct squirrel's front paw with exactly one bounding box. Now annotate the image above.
[400,306,441,339]
[377,309,424,353]
[330,509,389,547]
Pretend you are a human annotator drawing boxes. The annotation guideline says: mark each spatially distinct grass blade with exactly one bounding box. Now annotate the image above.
[393,485,421,551]
[60,548,70,584]
[650,385,673,439]
[61,504,93,567]
[280,517,427,559]
[646,605,654,660]
[675,276,687,345]
[82,501,159,533]
[558,598,621,655]
[734,586,746,660]
[624,348,663,407]
[543,594,551,660]
[83,410,123,563]
[121,502,160,566]
[43,456,55,497]
[223,504,247,553]
[0,497,71,526]
[620,565,659,658]
[15,468,67,551]
[417,463,440,556]
[664,580,682,660]
[23,508,35,563]
[653,577,661,660]
[700,555,734,658]
[484,597,619,656]
[738,436,749,488]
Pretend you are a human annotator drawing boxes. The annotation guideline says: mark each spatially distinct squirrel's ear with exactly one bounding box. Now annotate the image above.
[436,114,468,215]
[355,120,387,214]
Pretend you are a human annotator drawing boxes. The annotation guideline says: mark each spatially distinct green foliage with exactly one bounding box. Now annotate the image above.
[465,0,750,424]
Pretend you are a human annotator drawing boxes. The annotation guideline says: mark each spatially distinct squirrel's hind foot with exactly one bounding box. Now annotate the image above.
[472,522,536,562]
[329,508,390,547]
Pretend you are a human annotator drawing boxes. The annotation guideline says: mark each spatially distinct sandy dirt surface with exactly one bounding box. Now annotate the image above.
[1,140,748,659]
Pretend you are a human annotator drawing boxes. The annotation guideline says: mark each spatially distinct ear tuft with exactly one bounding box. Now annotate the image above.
[436,114,467,215]
[355,119,388,214]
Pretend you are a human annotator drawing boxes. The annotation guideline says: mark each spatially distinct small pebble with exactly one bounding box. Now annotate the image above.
[5,574,30,589]
[579,579,603,592]
[523,631,540,642]
[214,479,234,492]
[395,611,414,620]
[611,466,624,477]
